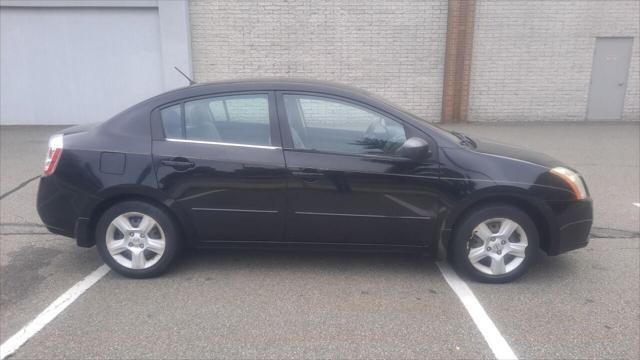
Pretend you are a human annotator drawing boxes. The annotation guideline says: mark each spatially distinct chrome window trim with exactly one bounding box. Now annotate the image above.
[165,138,281,150]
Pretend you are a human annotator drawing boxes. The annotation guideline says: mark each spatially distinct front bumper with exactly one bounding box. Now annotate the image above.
[545,199,593,255]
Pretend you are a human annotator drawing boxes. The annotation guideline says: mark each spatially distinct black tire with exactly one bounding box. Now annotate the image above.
[96,200,179,278]
[450,204,539,283]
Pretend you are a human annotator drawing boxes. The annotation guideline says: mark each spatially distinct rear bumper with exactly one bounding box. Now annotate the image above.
[36,176,96,247]
[545,199,593,255]
[37,176,76,236]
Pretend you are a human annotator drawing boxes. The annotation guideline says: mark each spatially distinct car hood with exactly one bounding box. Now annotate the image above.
[471,137,566,169]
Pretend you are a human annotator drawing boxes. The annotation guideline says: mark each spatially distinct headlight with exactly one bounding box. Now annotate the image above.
[550,167,588,200]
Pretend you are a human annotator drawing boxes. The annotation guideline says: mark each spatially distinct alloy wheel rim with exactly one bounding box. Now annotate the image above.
[467,217,528,276]
[106,212,166,270]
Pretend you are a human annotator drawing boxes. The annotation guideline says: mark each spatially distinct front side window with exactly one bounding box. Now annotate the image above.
[161,94,272,146]
[283,94,407,156]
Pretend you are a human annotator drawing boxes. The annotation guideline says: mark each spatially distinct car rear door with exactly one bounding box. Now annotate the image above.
[151,92,288,244]
[276,92,441,247]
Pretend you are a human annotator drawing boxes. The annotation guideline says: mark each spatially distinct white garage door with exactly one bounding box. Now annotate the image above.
[0,7,164,125]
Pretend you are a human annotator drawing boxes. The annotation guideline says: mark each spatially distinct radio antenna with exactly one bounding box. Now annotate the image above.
[174,66,196,86]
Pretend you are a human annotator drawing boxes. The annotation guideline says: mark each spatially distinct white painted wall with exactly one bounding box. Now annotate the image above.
[1,7,163,125]
[0,1,192,125]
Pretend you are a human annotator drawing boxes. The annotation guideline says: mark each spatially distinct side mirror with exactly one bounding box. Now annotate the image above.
[399,137,430,161]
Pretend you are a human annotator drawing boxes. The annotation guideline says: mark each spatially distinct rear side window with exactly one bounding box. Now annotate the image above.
[161,94,272,146]
[204,96,270,124]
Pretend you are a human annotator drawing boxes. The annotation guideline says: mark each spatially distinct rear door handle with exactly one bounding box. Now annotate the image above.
[161,158,195,170]
[291,168,323,182]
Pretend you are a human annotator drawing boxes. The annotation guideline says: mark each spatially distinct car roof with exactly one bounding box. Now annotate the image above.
[191,78,372,93]
[147,78,376,105]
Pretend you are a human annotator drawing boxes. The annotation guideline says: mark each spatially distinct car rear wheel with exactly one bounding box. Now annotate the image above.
[451,204,539,283]
[96,200,179,278]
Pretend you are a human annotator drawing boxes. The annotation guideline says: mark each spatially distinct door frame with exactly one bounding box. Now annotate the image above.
[586,36,634,121]
[273,90,442,247]
[149,90,288,244]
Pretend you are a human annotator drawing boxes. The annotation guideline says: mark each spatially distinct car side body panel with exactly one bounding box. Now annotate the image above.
[436,145,592,255]
[36,146,161,247]
[36,79,593,257]
[152,140,288,244]
[282,150,442,248]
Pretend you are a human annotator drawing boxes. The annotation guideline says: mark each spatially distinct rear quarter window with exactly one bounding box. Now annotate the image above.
[160,105,183,139]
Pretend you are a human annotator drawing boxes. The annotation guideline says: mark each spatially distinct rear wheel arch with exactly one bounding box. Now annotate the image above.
[95,199,180,278]
[443,195,551,256]
[87,193,187,248]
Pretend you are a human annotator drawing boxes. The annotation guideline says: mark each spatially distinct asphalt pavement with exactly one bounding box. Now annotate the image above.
[0,123,638,359]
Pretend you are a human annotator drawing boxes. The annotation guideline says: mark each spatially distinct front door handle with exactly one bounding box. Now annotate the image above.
[161,158,195,171]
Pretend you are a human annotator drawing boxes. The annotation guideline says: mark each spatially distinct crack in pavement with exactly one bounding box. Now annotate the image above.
[590,227,640,239]
[0,220,638,237]
[0,222,48,235]
[1,222,45,227]
[0,175,40,201]
[2,224,637,239]
[0,231,51,236]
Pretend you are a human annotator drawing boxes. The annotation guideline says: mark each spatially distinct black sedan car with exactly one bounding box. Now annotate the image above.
[37,79,592,282]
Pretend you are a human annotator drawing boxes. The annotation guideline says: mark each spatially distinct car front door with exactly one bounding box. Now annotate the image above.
[152,92,287,244]
[277,92,441,247]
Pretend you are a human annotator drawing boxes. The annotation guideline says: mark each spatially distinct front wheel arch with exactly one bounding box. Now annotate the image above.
[443,195,552,258]
[449,203,540,282]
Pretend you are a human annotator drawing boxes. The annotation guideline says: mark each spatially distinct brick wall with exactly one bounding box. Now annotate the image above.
[441,0,476,123]
[189,0,448,121]
[469,0,640,121]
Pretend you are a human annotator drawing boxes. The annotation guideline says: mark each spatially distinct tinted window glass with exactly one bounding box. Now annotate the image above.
[209,96,270,124]
[160,105,183,139]
[178,94,271,146]
[283,95,406,156]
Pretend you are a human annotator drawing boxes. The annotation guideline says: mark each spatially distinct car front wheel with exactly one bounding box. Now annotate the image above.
[451,204,539,283]
[96,200,179,278]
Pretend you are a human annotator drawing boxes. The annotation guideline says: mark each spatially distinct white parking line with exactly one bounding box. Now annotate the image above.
[633,202,640,208]
[437,262,518,360]
[0,264,110,360]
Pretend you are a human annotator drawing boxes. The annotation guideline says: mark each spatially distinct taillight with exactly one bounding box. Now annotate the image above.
[43,134,63,176]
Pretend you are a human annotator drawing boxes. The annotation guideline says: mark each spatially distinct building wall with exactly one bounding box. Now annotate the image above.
[189,0,448,121]
[2,1,637,124]
[469,0,640,122]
